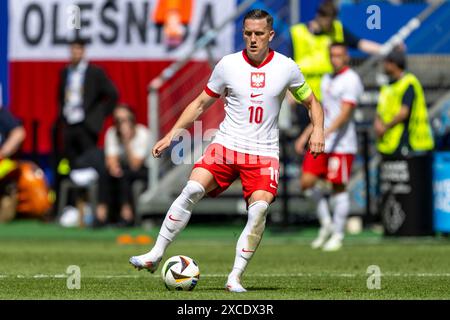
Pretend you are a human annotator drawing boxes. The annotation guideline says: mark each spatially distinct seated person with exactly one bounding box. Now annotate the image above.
[96,104,150,227]
[0,106,26,161]
[0,106,26,222]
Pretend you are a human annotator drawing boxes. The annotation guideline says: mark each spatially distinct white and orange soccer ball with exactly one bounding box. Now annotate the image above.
[161,255,200,291]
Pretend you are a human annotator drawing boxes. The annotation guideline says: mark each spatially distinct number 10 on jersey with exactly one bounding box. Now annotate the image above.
[248,106,263,124]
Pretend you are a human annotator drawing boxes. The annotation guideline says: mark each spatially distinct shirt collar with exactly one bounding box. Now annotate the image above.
[242,49,275,69]
[333,66,350,77]
[71,59,88,72]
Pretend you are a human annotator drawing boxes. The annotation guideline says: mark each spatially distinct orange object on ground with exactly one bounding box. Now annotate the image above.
[117,234,134,245]
[134,235,153,245]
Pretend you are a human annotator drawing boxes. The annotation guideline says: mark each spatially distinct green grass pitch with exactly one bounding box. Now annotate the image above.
[0,220,449,299]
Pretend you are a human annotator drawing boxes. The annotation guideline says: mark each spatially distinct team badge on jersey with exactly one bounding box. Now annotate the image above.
[251,72,265,88]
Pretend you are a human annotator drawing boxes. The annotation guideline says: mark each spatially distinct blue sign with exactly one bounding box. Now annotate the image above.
[433,152,450,232]
[0,0,8,106]
[340,2,450,55]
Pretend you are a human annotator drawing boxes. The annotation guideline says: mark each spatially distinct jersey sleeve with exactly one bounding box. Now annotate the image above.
[288,60,312,102]
[288,60,306,88]
[205,58,226,98]
[341,74,363,107]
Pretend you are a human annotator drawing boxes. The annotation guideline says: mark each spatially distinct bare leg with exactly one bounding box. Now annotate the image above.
[129,167,218,272]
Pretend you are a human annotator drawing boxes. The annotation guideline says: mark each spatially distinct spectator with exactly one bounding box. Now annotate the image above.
[0,105,25,221]
[95,104,150,227]
[57,38,118,166]
[374,49,434,156]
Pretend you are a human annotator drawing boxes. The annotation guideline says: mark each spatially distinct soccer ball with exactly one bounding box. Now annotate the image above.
[161,255,200,291]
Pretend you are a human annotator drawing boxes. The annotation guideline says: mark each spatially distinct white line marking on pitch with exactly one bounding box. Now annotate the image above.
[1,273,450,279]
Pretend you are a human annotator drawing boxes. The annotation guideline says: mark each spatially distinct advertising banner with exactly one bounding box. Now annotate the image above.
[9,0,235,61]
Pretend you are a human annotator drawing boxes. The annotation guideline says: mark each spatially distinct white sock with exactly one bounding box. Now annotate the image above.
[150,236,171,259]
[151,180,205,258]
[229,200,269,281]
[309,187,332,227]
[330,191,350,238]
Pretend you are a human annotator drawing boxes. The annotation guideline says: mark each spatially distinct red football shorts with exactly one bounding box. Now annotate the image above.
[302,151,354,185]
[193,143,279,203]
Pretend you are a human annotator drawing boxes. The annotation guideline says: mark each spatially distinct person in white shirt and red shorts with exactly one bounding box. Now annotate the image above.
[129,9,325,292]
[295,42,363,252]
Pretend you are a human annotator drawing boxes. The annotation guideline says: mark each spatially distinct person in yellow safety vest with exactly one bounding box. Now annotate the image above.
[290,0,381,101]
[374,49,434,157]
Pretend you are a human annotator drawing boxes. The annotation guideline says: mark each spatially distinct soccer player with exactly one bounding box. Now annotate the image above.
[130,9,325,292]
[295,42,363,251]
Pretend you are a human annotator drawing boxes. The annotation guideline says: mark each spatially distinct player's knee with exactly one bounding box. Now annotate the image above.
[182,180,206,204]
[248,200,269,235]
[249,191,274,205]
[300,172,319,191]
[300,179,315,191]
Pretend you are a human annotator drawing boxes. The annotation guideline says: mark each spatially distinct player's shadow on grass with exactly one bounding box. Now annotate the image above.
[208,287,279,292]
[245,287,279,291]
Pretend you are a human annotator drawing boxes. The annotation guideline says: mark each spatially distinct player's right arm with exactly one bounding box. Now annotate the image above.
[152,91,217,158]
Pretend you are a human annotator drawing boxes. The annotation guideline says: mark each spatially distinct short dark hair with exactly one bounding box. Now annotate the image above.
[70,38,87,47]
[243,9,273,30]
[317,0,338,18]
[114,103,136,125]
[330,42,347,50]
[385,49,407,70]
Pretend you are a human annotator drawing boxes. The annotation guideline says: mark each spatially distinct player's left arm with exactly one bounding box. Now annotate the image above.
[290,83,324,157]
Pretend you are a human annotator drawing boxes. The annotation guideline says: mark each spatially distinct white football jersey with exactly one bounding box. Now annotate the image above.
[320,67,363,154]
[206,50,306,159]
